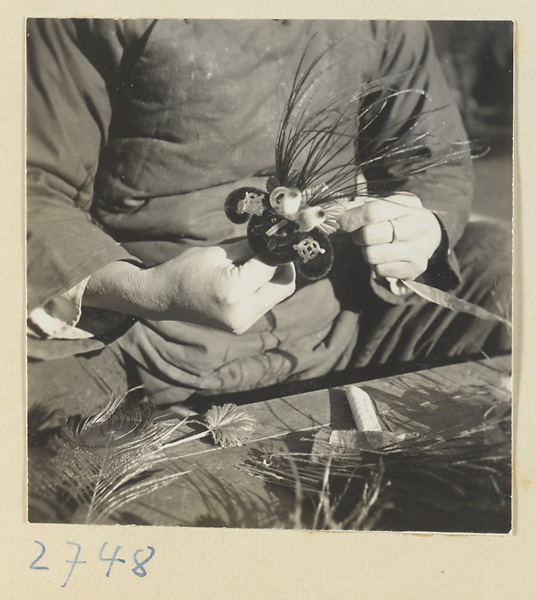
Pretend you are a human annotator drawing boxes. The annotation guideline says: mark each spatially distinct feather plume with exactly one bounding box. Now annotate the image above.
[28,392,191,524]
[161,403,257,450]
[29,396,257,523]
[403,280,512,328]
[273,40,482,205]
[204,403,257,448]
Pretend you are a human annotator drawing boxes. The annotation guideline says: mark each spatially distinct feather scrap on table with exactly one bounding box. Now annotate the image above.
[28,392,256,524]
[28,392,187,524]
[243,402,511,532]
[224,36,481,281]
[162,403,257,450]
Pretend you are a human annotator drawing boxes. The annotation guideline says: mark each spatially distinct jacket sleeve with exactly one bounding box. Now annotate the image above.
[26,19,152,354]
[360,21,474,295]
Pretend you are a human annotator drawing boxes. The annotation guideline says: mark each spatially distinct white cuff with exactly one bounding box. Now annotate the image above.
[28,276,93,340]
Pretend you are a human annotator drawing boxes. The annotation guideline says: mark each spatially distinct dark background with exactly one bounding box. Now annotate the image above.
[430,21,513,223]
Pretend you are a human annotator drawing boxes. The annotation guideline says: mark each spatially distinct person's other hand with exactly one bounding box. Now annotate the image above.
[84,240,296,335]
[338,192,442,281]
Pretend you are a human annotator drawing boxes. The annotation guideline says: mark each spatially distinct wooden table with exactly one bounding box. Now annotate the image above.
[117,355,511,531]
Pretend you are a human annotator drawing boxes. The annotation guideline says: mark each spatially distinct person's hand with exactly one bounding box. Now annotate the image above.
[338,192,442,281]
[84,240,296,335]
[139,240,296,334]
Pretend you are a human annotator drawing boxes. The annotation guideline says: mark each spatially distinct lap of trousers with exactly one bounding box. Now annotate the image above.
[27,221,512,420]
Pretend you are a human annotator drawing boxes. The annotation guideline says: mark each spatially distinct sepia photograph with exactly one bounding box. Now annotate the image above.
[26,18,513,532]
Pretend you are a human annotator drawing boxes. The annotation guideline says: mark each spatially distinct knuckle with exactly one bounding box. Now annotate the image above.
[339,212,355,232]
[214,292,232,310]
[363,202,380,223]
[225,307,249,335]
[215,279,243,308]
[223,288,242,307]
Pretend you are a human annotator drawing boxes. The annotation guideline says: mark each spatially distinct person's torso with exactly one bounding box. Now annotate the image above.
[92,19,381,263]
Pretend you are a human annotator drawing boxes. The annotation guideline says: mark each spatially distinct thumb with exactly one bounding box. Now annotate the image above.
[234,255,290,295]
[221,239,256,264]
[339,192,423,232]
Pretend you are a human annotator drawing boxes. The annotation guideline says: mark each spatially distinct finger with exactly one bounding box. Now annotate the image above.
[232,264,296,333]
[231,255,284,295]
[362,242,417,266]
[352,213,427,246]
[372,260,428,281]
[221,238,256,264]
[351,219,394,246]
[339,193,422,232]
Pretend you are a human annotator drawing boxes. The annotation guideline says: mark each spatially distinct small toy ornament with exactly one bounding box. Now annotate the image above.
[225,181,353,279]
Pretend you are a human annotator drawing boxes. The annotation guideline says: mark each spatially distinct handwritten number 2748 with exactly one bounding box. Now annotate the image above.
[30,541,155,585]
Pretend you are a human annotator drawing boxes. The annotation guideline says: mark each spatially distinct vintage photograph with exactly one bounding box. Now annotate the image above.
[27,19,513,532]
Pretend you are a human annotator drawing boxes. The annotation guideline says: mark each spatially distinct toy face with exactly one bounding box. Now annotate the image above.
[238,191,265,217]
[269,187,303,217]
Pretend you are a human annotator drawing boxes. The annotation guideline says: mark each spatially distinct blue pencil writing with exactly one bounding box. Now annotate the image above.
[62,541,87,588]
[29,540,49,571]
[132,546,155,578]
[99,542,126,577]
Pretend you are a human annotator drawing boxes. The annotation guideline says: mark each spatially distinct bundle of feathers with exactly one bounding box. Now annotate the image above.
[244,402,511,532]
[224,37,479,280]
